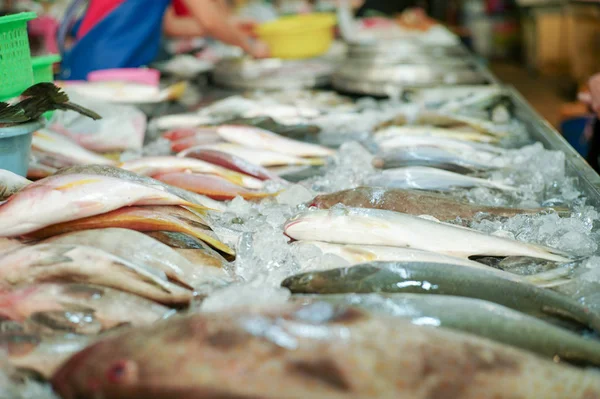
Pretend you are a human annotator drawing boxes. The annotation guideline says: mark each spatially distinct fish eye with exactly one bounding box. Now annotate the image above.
[106,360,138,384]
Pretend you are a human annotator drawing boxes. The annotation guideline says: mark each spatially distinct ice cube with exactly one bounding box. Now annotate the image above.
[199,283,291,312]
[276,184,314,207]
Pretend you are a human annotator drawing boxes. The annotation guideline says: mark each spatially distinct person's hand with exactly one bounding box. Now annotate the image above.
[248,40,271,59]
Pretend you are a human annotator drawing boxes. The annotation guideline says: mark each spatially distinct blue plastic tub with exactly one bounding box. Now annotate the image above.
[561,116,591,158]
[0,118,44,176]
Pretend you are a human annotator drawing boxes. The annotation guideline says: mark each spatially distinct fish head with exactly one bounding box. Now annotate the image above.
[284,210,333,240]
[51,338,142,399]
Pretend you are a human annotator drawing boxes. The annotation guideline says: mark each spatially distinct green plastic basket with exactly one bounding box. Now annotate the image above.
[32,54,62,120]
[0,12,37,102]
[32,54,61,84]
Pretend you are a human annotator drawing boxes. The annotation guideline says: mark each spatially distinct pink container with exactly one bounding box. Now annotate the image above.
[87,68,160,87]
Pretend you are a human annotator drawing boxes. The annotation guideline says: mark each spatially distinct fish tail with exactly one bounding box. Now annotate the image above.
[182,226,235,256]
[524,259,586,286]
[551,206,572,217]
[306,158,326,166]
[181,202,217,215]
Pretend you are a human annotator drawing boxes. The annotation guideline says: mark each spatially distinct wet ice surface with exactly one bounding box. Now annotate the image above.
[0,366,58,399]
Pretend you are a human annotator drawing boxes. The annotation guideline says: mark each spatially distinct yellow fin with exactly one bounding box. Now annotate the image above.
[55,178,102,191]
[166,82,188,101]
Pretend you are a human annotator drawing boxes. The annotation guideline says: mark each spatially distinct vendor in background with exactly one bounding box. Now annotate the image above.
[581,74,600,172]
[60,0,269,80]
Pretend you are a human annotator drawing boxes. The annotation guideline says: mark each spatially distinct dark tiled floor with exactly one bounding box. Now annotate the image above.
[490,62,569,128]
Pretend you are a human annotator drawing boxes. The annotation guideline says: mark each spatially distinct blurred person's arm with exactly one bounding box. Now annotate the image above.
[163,6,207,37]
[183,0,269,58]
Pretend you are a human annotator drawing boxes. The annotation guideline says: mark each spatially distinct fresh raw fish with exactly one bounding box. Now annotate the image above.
[170,134,223,152]
[374,126,499,143]
[0,244,193,305]
[221,116,320,139]
[42,228,210,284]
[179,148,283,181]
[284,208,570,262]
[145,231,230,266]
[0,283,170,329]
[27,162,57,180]
[364,166,517,191]
[292,241,506,272]
[374,134,506,154]
[180,143,322,166]
[153,172,276,201]
[0,173,211,237]
[51,304,600,399]
[27,206,235,256]
[163,128,199,141]
[2,332,91,379]
[215,125,334,158]
[297,294,600,366]
[32,129,116,166]
[282,262,600,333]
[372,147,501,173]
[0,169,31,200]
[30,149,77,169]
[55,164,226,211]
[308,187,560,221]
[153,113,216,130]
[118,156,264,189]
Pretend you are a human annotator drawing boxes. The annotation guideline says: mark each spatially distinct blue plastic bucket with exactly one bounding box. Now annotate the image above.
[561,116,591,158]
[0,118,45,176]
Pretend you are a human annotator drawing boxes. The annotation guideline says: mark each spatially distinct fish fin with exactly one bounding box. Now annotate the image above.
[304,158,326,166]
[54,178,103,191]
[523,259,586,286]
[181,203,217,215]
[551,206,572,217]
[185,228,235,256]
[30,255,73,267]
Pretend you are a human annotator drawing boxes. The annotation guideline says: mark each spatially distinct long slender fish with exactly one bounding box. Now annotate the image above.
[372,147,500,173]
[215,125,334,158]
[32,129,115,166]
[374,126,499,143]
[0,283,171,329]
[364,166,517,191]
[308,187,560,221]
[0,173,211,237]
[0,169,31,200]
[374,134,506,154]
[55,164,225,211]
[118,156,264,189]
[292,241,511,272]
[42,228,213,284]
[153,172,275,201]
[282,262,600,332]
[178,148,283,181]
[27,206,235,256]
[0,244,193,305]
[2,332,91,379]
[51,304,600,399]
[284,208,570,262]
[180,143,320,167]
[295,294,600,366]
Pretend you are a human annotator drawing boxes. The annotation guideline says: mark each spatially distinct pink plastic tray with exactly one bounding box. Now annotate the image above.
[87,68,160,87]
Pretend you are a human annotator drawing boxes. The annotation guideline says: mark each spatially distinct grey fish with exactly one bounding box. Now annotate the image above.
[372,147,498,173]
[294,293,600,366]
[281,262,600,334]
[55,164,225,211]
[51,303,600,399]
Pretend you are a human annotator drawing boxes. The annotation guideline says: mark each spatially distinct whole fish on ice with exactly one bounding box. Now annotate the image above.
[32,129,115,166]
[55,164,225,211]
[51,303,600,399]
[374,126,499,143]
[284,207,570,262]
[178,148,283,181]
[308,187,562,221]
[364,166,517,191]
[214,125,334,158]
[282,262,600,333]
[0,173,211,237]
[297,293,600,367]
[180,143,321,166]
[118,156,264,189]
[0,283,171,330]
[153,172,276,201]
[0,244,193,305]
[374,134,506,154]
[28,205,235,256]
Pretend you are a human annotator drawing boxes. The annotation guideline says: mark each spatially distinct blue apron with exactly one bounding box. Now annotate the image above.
[58,0,171,80]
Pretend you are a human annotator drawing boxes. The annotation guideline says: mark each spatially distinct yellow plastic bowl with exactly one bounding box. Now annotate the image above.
[256,13,337,60]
